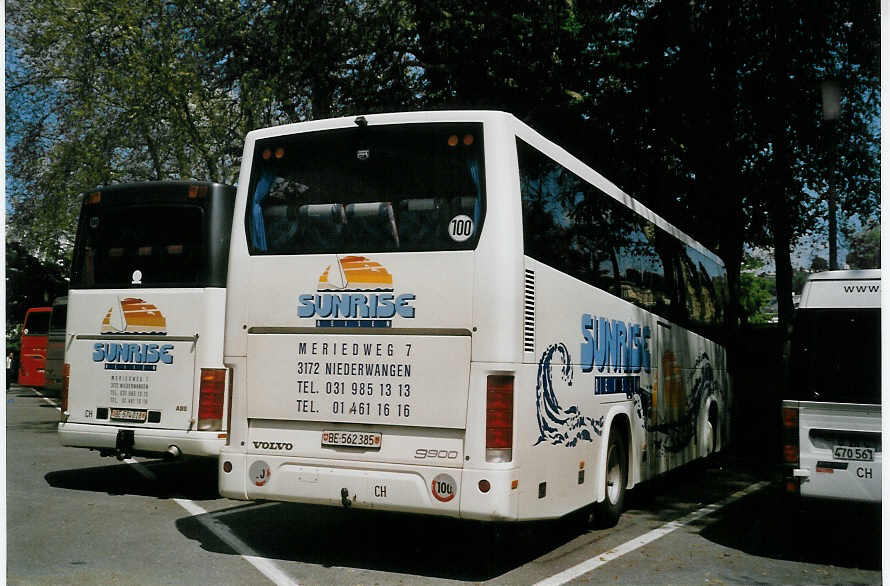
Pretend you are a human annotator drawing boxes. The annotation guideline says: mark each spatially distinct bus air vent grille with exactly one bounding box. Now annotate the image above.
[524,269,535,353]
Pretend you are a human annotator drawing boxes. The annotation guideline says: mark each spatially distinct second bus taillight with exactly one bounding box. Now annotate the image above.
[198,368,226,431]
[782,403,800,494]
[486,375,514,463]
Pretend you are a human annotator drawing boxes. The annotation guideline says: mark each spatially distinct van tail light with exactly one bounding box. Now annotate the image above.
[60,363,70,419]
[198,368,226,431]
[486,375,514,463]
[782,403,800,494]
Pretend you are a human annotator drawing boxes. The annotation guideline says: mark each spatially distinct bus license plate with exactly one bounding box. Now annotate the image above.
[832,446,874,461]
[322,431,382,449]
[110,408,148,422]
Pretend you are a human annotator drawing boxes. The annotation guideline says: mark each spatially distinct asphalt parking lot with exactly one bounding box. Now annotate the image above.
[7,384,882,585]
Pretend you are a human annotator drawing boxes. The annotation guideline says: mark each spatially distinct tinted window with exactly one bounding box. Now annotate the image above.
[74,205,204,288]
[789,309,880,404]
[24,312,50,335]
[246,123,486,255]
[50,304,68,331]
[517,138,726,337]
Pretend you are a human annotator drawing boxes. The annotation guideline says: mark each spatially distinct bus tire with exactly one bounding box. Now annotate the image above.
[593,428,627,528]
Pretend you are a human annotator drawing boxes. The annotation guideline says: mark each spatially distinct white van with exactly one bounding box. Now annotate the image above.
[782,269,880,503]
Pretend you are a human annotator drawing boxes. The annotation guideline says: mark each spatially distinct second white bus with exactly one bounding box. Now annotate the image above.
[59,181,236,460]
[219,111,730,524]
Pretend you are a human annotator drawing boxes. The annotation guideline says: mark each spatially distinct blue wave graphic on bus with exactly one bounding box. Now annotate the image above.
[535,343,604,447]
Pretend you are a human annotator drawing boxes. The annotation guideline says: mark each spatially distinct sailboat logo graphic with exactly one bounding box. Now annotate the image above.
[317,256,394,291]
[297,256,415,327]
[101,298,167,335]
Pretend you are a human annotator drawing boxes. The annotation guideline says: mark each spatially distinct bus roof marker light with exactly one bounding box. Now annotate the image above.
[87,192,101,205]
[188,185,208,199]
[262,148,272,160]
[462,134,474,146]
[274,147,285,159]
[447,135,459,147]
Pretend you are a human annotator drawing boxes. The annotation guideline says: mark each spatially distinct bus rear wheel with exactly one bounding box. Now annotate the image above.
[593,428,627,528]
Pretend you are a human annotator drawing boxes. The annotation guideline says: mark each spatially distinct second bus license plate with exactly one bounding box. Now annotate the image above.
[322,431,382,449]
[110,408,147,422]
[832,446,874,461]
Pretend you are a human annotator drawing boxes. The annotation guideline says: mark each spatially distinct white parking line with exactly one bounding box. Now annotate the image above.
[29,387,297,586]
[28,387,61,411]
[534,480,772,586]
[173,498,300,586]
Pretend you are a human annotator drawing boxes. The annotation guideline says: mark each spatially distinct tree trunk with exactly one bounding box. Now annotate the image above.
[769,0,795,329]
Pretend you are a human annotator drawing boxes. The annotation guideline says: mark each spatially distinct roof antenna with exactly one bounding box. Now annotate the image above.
[354,116,368,127]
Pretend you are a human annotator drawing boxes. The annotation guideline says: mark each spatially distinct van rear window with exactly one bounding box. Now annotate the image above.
[24,312,50,336]
[789,308,880,404]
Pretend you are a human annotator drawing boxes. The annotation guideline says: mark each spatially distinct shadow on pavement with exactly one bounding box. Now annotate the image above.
[176,500,590,582]
[699,485,881,571]
[174,455,769,582]
[46,457,222,501]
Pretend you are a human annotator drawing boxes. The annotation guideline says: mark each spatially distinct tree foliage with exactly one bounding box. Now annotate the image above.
[846,226,880,269]
[6,0,880,331]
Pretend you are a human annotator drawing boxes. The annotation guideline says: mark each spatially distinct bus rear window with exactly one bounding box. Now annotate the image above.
[72,205,204,288]
[246,122,485,255]
[789,308,880,404]
[24,312,50,335]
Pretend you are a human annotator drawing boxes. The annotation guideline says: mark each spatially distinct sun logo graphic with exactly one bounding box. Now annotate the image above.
[298,256,416,328]
[93,298,173,370]
[101,298,167,335]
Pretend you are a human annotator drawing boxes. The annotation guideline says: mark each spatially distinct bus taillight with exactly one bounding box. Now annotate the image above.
[486,375,514,463]
[782,403,800,494]
[198,368,226,431]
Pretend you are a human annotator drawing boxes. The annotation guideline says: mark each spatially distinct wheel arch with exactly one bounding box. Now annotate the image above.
[593,407,635,503]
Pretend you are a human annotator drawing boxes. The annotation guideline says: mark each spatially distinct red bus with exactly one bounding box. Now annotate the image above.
[18,307,52,387]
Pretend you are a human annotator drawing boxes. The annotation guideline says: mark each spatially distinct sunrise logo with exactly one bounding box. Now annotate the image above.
[94,298,173,370]
[298,256,416,328]
[101,298,167,335]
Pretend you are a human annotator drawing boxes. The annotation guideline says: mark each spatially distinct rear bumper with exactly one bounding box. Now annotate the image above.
[218,449,519,520]
[58,422,225,457]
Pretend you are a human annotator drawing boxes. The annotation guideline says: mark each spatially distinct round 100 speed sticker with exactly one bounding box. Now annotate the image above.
[447,215,475,242]
[432,473,457,502]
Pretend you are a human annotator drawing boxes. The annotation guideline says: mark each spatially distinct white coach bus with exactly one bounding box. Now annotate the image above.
[59,181,236,460]
[783,270,881,503]
[219,111,729,525]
